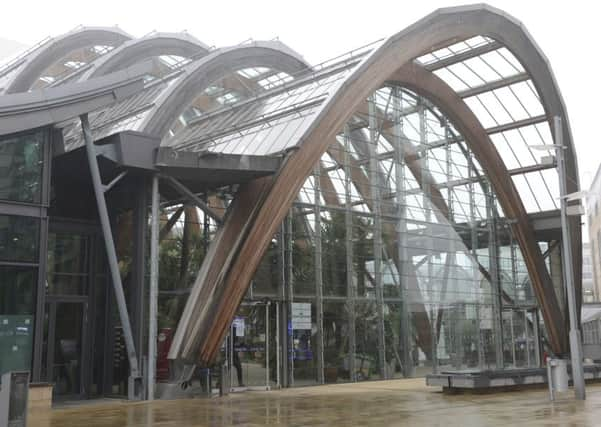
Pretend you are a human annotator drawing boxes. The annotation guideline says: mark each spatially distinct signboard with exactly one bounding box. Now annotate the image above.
[0,316,33,377]
[291,303,312,330]
[232,317,245,337]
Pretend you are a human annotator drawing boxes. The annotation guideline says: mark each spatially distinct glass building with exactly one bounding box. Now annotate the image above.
[0,5,582,400]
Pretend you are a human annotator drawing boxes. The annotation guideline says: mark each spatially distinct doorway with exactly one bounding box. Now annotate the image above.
[228,301,279,391]
[502,308,540,368]
[43,299,87,399]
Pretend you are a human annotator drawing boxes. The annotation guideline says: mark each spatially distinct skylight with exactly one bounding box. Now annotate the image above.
[257,72,293,90]
[237,67,270,79]
[216,91,239,105]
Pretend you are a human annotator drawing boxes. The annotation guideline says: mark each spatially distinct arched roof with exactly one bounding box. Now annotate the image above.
[3,26,131,94]
[168,4,580,363]
[58,41,310,150]
[139,41,309,137]
[79,32,209,80]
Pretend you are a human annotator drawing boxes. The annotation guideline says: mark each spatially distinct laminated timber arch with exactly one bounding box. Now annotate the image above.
[4,27,131,94]
[139,41,310,137]
[170,4,578,363]
[80,32,209,80]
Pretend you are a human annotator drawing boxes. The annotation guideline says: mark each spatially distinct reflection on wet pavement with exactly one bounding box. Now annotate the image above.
[28,379,601,426]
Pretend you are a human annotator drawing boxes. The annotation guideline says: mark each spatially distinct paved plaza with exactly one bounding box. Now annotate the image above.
[28,379,601,426]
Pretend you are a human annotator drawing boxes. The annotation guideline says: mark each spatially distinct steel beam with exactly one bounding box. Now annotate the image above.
[458,72,530,98]
[343,125,357,381]
[555,115,585,399]
[485,115,547,134]
[368,95,387,378]
[313,165,325,384]
[161,175,222,224]
[148,175,160,400]
[486,184,505,368]
[80,114,141,399]
[393,87,414,377]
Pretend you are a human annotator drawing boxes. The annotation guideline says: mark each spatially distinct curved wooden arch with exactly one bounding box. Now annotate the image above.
[80,32,209,80]
[391,63,566,353]
[170,5,577,363]
[4,27,131,94]
[139,41,309,137]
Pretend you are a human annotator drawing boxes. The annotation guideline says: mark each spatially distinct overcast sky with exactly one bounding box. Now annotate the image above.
[1,0,600,187]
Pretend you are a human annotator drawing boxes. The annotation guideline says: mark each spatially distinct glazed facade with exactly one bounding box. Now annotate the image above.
[0,4,581,399]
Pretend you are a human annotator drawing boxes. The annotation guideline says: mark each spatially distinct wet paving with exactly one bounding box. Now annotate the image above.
[28,379,601,426]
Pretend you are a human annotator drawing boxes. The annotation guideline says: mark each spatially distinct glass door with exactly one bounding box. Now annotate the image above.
[502,308,540,368]
[228,302,278,391]
[44,300,87,398]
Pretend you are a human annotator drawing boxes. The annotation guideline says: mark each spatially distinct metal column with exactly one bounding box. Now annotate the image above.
[32,129,53,382]
[393,87,414,377]
[486,186,504,369]
[555,115,585,400]
[313,165,325,384]
[465,151,479,370]
[418,101,437,372]
[277,224,288,388]
[368,95,387,378]
[80,114,141,399]
[147,175,159,400]
[444,121,459,368]
[132,177,148,380]
[342,126,357,381]
[285,214,294,386]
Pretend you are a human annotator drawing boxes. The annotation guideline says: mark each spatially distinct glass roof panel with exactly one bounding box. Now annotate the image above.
[463,96,501,128]
[495,47,524,73]
[445,62,485,88]
[237,67,270,79]
[504,81,545,117]
[461,56,501,83]
[432,68,470,91]
[512,169,559,213]
[168,60,355,154]
[257,71,293,89]
[479,48,523,76]
[415,35,494,66]
[30,44,121,90]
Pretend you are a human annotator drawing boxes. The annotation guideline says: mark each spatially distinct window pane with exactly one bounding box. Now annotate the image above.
[0,215,40,263]
[0,131,44,203]
[47,233,88,295]
[0,266,36,375]
[0,266,36,315]
[48,233,87,274]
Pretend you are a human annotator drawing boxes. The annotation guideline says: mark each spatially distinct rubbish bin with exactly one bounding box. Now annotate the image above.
[547,358,569,400]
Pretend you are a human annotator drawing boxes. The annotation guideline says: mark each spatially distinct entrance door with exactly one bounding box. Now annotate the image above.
[44,300,87,398]
[502,308,540,368]
[228,302,278,391]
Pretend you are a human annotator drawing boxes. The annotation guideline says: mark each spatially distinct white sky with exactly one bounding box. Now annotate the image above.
[1,0,600,187]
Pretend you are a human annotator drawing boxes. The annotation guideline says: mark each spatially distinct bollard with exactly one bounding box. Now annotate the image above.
[547,358,569,400]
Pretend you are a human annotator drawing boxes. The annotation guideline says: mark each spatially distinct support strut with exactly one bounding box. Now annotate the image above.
[80,114,142,399]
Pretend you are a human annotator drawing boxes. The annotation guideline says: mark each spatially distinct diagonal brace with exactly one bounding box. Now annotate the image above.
[161,175,222,225]
[80,114,141,397]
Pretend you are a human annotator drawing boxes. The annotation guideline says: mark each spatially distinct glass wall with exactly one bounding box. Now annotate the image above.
[47,233,88,295]
[0,215,38,374]
[152,86,549,387]
[238,85,546,385]
[0,128,47,377]
[0,131,43,203]
[0,215,39,262]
